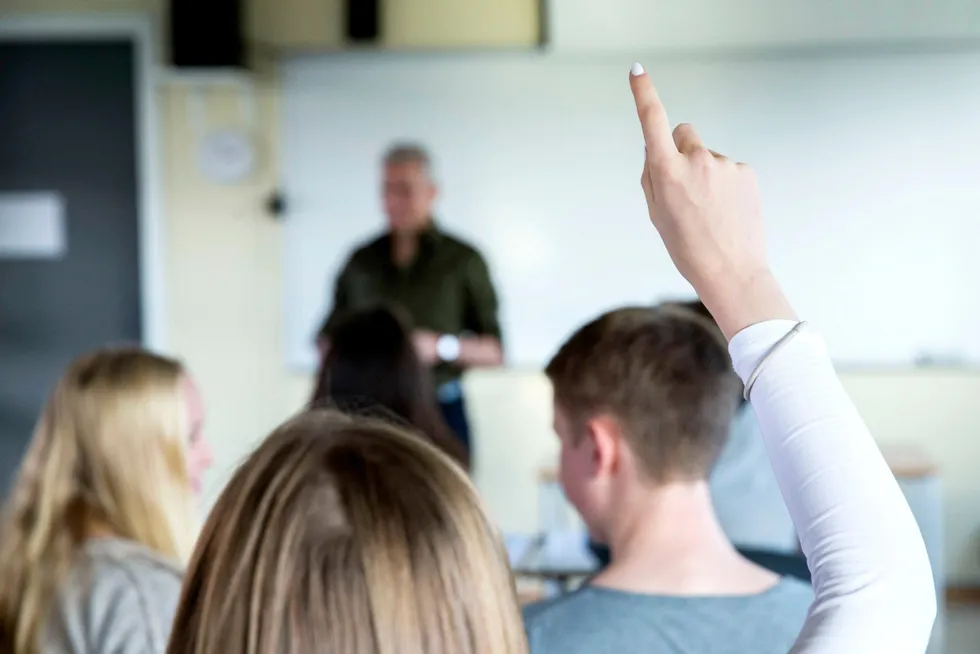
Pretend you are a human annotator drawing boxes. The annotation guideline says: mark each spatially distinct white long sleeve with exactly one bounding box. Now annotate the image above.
[729,321,936,654]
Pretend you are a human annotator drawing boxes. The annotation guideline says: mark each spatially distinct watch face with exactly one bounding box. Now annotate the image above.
[437,334,461,361]
[198,129,256,184]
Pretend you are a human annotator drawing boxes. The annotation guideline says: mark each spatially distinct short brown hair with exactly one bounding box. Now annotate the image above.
[167,410,526,654]
[662,298,746,402]
[545,307,739,483]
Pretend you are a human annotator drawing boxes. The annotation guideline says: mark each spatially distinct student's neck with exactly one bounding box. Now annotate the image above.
[592,481,779,596]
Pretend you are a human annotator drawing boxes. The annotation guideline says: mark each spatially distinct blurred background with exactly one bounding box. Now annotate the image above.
[1,0,979,649]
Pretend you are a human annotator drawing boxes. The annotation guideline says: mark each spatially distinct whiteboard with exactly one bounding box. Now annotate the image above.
[281,49,980,371]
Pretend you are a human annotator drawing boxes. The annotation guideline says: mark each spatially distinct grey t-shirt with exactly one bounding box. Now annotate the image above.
[523,578,813,654]
[44,537,183,654]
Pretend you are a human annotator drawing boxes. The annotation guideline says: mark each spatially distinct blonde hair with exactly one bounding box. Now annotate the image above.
[0,348,199,654]
[168,410,527,654]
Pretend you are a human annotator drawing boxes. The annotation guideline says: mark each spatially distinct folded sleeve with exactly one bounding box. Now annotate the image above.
[461,251,502,341]
[729,321,936,654]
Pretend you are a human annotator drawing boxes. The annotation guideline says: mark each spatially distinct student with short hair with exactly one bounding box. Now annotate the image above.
[671,298,798,554]
[525,304,813,652]
[0,348,213,654]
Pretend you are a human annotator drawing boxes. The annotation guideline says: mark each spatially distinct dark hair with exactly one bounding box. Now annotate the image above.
[311,306,468,469]
[545,306,739,483]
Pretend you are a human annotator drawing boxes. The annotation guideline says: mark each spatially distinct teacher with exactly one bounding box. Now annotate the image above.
[321,143,503,452]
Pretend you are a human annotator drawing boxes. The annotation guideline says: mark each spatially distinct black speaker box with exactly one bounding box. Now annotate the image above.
[169,0,245,68]
[347,0,380,42]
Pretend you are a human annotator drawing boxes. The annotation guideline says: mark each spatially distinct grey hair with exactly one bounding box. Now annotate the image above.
[383,143,434,178]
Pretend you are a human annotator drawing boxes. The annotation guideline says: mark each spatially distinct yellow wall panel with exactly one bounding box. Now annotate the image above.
[383,0,540,48]
[248,0,345,49]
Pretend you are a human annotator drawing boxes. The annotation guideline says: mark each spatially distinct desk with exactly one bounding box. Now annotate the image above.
[510,532,597,592]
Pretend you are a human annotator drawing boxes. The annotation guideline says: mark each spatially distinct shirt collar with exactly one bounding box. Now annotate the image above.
[387,218,441,243]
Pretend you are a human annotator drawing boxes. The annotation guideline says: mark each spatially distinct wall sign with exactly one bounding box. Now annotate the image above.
[0,192,66,260]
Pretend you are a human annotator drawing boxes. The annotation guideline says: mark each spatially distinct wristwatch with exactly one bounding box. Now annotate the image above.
[436,334,461,362]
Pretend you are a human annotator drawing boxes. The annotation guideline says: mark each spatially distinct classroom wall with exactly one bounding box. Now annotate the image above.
[5,3,980,584]
[159,82,291,497]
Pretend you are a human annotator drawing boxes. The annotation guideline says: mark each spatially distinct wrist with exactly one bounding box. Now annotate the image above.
[698,267,797,342]
[436,333,461,362]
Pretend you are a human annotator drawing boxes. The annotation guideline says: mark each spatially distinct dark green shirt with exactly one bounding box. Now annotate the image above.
[325,225,502,388]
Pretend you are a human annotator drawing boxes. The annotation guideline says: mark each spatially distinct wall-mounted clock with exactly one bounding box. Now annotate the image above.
[197,129,256,184]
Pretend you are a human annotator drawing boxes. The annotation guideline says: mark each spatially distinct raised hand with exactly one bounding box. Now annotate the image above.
[629,63,796,339]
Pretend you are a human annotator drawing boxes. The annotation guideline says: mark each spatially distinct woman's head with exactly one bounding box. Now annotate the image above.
[168,410,526,654]
[312,305,467,466]
[0,348,210,653]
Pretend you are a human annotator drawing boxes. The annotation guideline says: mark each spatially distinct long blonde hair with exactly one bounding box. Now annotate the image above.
[167,410,528,654]
[0,348,199,654]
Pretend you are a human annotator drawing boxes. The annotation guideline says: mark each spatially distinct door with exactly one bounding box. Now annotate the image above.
[0,40,142,494]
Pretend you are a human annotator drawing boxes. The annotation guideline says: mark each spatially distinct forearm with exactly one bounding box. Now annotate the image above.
[456,335,503,367]
[731,321,935,654]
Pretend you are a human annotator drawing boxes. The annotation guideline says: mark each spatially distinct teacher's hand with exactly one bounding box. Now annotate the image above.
[629,63,796,339]
[412,330,441,366]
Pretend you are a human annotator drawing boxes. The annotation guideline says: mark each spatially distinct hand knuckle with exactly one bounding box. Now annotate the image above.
[691,149,714,167]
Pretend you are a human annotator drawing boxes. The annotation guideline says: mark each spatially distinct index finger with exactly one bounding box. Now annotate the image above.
[629,63,676,168]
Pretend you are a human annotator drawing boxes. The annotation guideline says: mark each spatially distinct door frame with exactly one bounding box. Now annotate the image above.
[0,13,168,351]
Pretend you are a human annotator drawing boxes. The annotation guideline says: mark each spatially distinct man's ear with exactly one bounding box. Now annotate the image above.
[583,414,623,479]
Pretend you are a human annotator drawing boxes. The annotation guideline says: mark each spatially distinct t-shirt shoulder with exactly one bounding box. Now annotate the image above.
[523,578,813,654]
[770,575,814,602]
[83,537,183,584]
[54,538,183,654]
[522,586,613,641]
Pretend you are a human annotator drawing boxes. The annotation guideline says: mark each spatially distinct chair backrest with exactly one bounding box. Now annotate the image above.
[736,547,811,583]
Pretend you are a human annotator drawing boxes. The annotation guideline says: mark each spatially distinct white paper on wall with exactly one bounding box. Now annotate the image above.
[0,192,67,259]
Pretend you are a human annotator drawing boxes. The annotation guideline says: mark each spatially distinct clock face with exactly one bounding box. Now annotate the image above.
[198,129,256,184]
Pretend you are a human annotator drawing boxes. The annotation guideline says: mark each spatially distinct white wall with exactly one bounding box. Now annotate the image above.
[549,0,980,52]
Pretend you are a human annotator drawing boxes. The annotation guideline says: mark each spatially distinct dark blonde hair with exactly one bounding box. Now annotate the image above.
[546,306,740,483]
[167,410,526,654]
[0,348,197,654]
